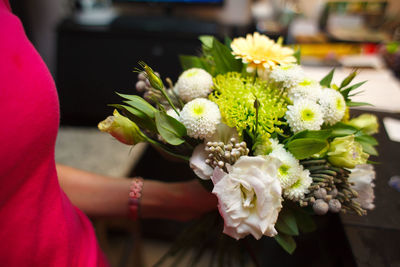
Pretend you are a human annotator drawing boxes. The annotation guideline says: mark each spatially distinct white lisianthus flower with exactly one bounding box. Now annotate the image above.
[285,99,324,133]
[211,156,282,240]
[318,88,346,125]
[348,164,376,210]
[283,169,312,201]
[180,98,221,139]
[166,108,180,121]
[175,68,213,102]
[269,146,302,189]
[288,79,323,103]
[190,144,214,180]
[269,64,305,88]
[206,123,239,144]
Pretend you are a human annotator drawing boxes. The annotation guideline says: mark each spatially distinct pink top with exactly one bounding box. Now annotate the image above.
[0,1,109,266]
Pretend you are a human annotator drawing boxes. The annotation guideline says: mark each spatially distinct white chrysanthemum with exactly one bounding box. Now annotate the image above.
[318,88,346,125]
[288,79,323,102]
[166,108,180,121]
[269,146,302,189]
[180,98,221,139]
[269,64,305,88]
[285,99,324,133]
[284,169,312,201]
[175,68,213,102]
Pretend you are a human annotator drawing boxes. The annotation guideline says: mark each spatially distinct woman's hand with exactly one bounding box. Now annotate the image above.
[141,179,218,221]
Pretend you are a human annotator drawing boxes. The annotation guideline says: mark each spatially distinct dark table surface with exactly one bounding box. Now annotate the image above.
[340,109,400,267]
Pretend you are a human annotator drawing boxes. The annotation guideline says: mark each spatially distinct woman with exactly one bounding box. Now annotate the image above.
[0,1,216,266]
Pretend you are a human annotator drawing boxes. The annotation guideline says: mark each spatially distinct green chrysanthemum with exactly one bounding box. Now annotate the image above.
[209,72,287,138]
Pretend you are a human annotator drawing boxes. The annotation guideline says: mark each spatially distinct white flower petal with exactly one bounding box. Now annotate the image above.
[190,144,214,180]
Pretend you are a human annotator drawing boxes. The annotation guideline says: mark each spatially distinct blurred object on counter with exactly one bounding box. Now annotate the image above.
[320,0,390,43]
[381,41,400,76]
[295,42,382,68]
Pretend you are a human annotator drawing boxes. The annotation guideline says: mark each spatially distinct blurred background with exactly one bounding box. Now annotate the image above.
[9,0,400,266]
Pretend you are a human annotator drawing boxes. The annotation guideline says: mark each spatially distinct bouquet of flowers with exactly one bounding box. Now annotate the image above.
[99,32,378,264]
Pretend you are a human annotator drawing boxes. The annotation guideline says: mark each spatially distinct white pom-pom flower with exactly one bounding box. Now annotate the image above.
[180,98,221,139]
[269,146,302,189]
[284,169,312,201]
[318,88,346,125]
[288,79,323,103]
[285,99,324,133]
[175,68,213,102]
[269,64,305,88]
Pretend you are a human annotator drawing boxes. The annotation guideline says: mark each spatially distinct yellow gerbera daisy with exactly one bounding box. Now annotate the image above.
[231,32,296,71]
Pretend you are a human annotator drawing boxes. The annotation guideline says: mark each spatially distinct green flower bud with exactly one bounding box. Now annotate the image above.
[98,110,145,145]
[139,61,164,91]
[327,135,369,169]
[348,114,379,135]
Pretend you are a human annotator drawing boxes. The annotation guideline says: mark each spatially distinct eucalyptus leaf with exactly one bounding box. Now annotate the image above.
[286,138,328,159]
[274,233,296,254]
[155,110,187,146]
[320,69,335,88]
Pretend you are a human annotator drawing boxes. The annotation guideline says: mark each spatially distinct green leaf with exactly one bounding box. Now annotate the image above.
[274,233,296,254]
[224,36,232,47]
[347,101,373,107]
[155,110,187,146]
[276,209,299,236]
[293,48,301,65]
[320,69,335,88]
[116,93,156,119]
[359,142,378,156]
[210,38,242,74]
[339,70,357,89]
[110,104,157,132]
[340,81,367,100]
[330,122,358,137]
[199,35,214,49]
[285,138,328,159]
[354,133,378,145]
[179,55,205,70]
[292,208,316,233]
[286,129,332,143]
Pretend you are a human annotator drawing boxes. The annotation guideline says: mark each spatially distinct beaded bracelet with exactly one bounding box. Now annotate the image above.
[129,177,144,221]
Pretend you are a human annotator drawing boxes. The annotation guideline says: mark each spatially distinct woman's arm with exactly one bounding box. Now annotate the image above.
[56,164,217,221]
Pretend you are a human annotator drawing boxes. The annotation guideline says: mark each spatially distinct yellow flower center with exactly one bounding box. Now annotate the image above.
[279,164,290,176]
[301,108,315,121]
[184,69,198,78]
[192,104,205,117]
[299,79,313,86]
